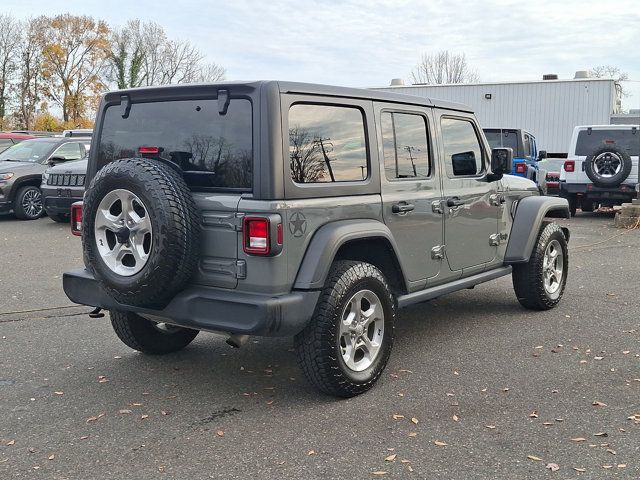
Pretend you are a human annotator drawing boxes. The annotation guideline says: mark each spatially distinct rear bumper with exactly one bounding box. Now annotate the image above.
[63,269,320,337]
[559,182,637,201]
[44,196,82,215]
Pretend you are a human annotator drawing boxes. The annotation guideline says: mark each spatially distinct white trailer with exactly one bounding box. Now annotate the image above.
[374,78,620,155]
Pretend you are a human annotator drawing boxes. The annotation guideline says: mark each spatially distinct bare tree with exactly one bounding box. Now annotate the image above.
[591,65,629,97]
[411,50,479,85]
[195,63,226,83]
[16,17,45,129]
[105,20,146,89]
[289,127,326,183]
[0,14,22,123]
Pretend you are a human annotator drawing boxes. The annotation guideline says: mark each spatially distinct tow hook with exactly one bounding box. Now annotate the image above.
[226,334,250,348]
[88,307,105,318]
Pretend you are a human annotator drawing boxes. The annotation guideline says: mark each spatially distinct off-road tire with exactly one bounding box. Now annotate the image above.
[49,213,69,223]
[584,145,632,188]
[512,222,568,310]
[294,261,395,398]
[110,310,199,354]
[14,185,44,220]
[83,158,201,308]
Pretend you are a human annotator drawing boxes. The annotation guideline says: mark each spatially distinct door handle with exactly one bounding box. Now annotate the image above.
[392,202,415,214]
[446,197,465,208]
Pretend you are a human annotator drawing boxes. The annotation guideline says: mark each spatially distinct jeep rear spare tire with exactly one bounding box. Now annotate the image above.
[83,158,201,308]
[584,145,632,187]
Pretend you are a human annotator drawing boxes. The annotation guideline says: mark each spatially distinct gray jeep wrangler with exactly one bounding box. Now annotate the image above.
[63,81,570,397]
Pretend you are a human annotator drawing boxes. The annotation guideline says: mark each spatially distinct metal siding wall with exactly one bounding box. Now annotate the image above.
[376,80,614,153]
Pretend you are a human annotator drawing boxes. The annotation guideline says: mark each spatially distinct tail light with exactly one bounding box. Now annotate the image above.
[242,216,283,256]
[515,162,527,174]
[564,160,575,173]
[138,146,160,154]
[71,201,83,236]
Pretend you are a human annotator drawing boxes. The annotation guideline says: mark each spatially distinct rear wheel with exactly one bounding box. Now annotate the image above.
[567,195,577,217]
[110,310,199,354]
[295,261,395,398]
[14,186,44,220]
[512,222,568,310]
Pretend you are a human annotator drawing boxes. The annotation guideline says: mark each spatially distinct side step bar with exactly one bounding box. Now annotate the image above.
[396,266,512,308]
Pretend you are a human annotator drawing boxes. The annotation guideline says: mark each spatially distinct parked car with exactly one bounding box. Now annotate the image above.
[0,133,34,154]
[41,157,88,222]
[0,137,90,219]
[63,81,570,398]
[483,128,547,180]
[537,158,566,196]
[560,125,639,216]
[62,128,93,138]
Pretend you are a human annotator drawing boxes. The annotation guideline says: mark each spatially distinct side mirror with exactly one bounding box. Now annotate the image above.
[538,150,547,161]
[48,156,67,165]
[487,147,513,181]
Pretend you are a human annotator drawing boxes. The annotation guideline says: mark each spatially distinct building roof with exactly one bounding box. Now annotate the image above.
[375,78,617,89]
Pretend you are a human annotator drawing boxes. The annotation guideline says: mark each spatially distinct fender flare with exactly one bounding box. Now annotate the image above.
[293,219,408,290]
[9,174,43,202]
[504,196,570,263]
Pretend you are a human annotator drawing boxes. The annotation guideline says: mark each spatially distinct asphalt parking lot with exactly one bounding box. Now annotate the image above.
[1,212,639,479]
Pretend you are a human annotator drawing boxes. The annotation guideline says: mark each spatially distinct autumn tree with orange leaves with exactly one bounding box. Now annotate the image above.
[38,14,110,124]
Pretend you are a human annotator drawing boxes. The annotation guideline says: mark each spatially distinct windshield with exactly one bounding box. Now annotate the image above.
[484,129,520,156]
[0,140,57,163]
[575,129,640,156]
[98,98,253,190]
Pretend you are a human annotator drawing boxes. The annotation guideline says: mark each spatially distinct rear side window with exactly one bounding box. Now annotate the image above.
[575,129,640,156]
[97,99,253,190]
[441,118,484,176]
[288,104,368,183]
[381,112,430,179]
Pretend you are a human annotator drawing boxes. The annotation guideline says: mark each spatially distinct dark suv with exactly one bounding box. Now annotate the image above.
[63,81,570,397]
[0,137,90,219]
[41,157,88,222]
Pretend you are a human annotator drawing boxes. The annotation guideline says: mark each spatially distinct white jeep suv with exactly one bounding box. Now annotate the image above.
[560,125,639,216]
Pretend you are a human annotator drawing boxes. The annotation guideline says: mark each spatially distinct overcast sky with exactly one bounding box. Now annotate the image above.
[4,0,640,110]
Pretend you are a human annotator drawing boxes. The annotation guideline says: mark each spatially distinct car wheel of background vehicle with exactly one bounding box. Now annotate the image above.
[294,260,395,398]
[512,222,568,310]
[83,158,201,308]
[49,213,69,223]
[580,201,596,213]
[584,145,632,187]
[110,310,199,354]
[14,186,44,220]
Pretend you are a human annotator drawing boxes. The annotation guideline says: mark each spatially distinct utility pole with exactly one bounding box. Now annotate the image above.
[314,137,335,182]
[404,146,418,177]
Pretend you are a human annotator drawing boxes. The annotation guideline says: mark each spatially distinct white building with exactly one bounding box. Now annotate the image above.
[373,75,621,154]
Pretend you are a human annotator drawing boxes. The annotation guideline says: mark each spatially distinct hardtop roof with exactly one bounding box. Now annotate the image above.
[103,80,474,113]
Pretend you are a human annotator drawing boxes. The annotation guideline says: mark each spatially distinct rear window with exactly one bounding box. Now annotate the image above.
[575,129,639,156]
[97,98,253,190]
[484,129,520,156]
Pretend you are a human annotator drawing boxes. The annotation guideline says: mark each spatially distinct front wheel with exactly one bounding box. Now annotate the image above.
[295,261,395,398]
[110,310,199,354]
[14,186,44,220]
[512,222,568,310]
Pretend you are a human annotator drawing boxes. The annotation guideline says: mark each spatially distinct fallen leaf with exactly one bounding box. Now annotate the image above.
[398,369,413,374]
[86,413,105,423]
[80,436,89,440]
[408,432,417,437]
[571,438,586,442]
[307,450,316,455]
[603,465,613,469]
[452,415,459,422]
[407,466,414,472]
[411,417,419,424]
[7,440,15,446]
[54,391,64,396]
[529,411,539,418]
[160,410,170,416]
[543,422,553,426]
[141,414,149,420]
[592,401,607,407]
[546,463,560,472]
[119,409,132,414]
[485,425,496,429]
[393,414,404,420]
[400,460,410,464]
[266,400,274,406]
[622,351,630,355]
[434,440,448,446]
[606,449,616,455]
[131,403,143,407]
[216,430,224,437]
[573,467,586,472]
[594,356,604,361]
[385,454,397,462]
[593,432,608,437]
[371,472,387,476]
[48,454,55,460]
[527,455,543,461]
[617,464,626,468]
